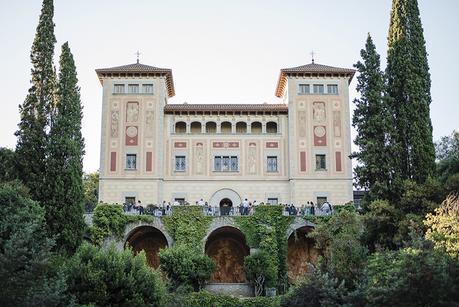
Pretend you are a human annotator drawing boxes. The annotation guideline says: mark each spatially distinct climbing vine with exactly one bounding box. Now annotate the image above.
[235,205,293,293]
[90,203,154,245]
[162,206,212,247]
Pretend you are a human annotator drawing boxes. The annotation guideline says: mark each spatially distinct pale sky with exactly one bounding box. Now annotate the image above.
[0,0,458,172]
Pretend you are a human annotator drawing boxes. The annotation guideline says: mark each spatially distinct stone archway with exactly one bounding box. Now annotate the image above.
[209,189,241,208]
[125,226,169,268]
[287,226,318,282]
[205,226,249,283]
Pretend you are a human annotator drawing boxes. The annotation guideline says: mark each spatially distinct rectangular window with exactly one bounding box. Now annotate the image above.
[267,156,278,172]
[175,156,186,172]
[142,84,153,94]
[315,154,326,170]
[298,84,310,94]
[126,154,137,170]
[317,196,327,206]
[128,84,139,94]
[114,84,125,94]
[214,156,238,172]
[327,84,338,94]
[267,198,278,205]
[313,84,324,94]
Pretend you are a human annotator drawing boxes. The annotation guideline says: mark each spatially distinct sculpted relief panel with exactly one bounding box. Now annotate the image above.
[298,111,307,138]
[313,101,326,123]
[194,142,205,175]
[333,111,341,137]
[126,102,139,123]
[110,111,119,138]
[248,142,257,175]
[145,110,155,137]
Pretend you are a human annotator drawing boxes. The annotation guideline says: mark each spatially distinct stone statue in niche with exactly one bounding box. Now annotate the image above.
[126,102,139,122]
[145,110,154,137]
[298,111,307,138]
[313,102,326,123]
[110,111,119,137]
[195,142,204,174]
[333,111,341,137]
[248,143,256,174]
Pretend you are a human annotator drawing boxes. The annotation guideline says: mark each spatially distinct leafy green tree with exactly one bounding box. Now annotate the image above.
[0,182,67,306]
[45,42,85,254]
[0,147,18,182]
[64,242,166,306]
[362,200,400,251]
[280,271,349,307]
[365,247,459,306]
[15,0,57,202]
[83,171,99,212]
[243,251,277,296]
[352,33,393,201]
[424,194,459,260]
[309,210,367,289]
[436,131,459,193]
[386,0,436,183]
[159,244,215,291]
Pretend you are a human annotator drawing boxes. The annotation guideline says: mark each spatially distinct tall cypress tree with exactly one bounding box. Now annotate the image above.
[15,0,56,202]
[386,0,435,183]
[45,42,85,253]
[353,34,393,201]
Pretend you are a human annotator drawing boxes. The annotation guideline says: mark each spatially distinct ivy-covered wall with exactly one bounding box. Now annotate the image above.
[89,204,342,292]
[235,205,294,292]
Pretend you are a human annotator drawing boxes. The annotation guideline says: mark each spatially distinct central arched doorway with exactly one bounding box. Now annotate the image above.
[125,226,168,268]
[219,198,233,216]
[287,226,318,282]
[209,188,241,209]
[205,226,249,283]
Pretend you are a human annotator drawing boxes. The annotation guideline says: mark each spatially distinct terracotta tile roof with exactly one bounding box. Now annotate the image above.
[95,62,175,97]
[164,103,288,113]
[275,62,355,97]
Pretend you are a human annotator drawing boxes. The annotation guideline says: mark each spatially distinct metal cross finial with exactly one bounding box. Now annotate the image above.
[310,50,315,64]
[135,50,141,64]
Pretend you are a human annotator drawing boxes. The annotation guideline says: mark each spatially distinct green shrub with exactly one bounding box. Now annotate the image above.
[365,247,459,306]
[159,244,215,291]
[64,242,166,306]
[309,210,367,289]
[244,251,277,296]
[167,291,280,307]
[0,182,67,306]
[280,272,349,307]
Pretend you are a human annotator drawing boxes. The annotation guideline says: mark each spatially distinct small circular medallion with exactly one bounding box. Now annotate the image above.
[314,126,326,137]
[126,126,138,138]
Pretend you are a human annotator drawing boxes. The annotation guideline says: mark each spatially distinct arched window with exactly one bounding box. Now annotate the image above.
[206,122,217,133]
[266,122,278,134]
[236,122,247,134]
[190,122,202,134]
[251,122,262,134]
[175,121,186,134]
[221,121,232,134]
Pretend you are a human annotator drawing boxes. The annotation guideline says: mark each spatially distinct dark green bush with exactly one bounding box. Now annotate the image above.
[166,290,280,307]
[64,242,166,306]
[280,272,349,307]
[365,247,459,306]
[244,251,277,296]
[159,244,215,291]
[0,182,67,306]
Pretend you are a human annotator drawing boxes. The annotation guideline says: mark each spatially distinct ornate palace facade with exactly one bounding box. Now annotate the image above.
[96,61,355,207]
